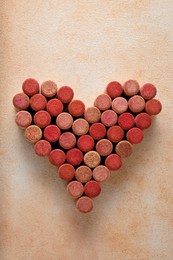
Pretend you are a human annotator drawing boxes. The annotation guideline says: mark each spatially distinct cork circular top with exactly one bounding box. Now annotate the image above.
[41,80,57,98]
[84,151,101,168]
[84,107,101,123]
[25,125,42,143]
[94,93,112,111]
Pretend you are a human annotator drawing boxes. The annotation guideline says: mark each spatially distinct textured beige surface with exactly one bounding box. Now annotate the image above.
[1,1,173,259]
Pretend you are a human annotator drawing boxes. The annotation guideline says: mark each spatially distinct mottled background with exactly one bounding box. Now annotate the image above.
[0,1,173,259]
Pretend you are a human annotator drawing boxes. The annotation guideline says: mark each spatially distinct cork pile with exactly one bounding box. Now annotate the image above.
[13,79,162,213]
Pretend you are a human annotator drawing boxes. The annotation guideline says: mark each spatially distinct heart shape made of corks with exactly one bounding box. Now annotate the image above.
[13,78,162,213]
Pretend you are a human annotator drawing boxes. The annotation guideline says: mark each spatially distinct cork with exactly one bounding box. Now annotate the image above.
[13,93,30,110]
[66,148,83,166]
[89,123,106,140]
[22,78,39,96]
[68,100,85,117]
[135,112,152,129]
[43,125,61,142]
[49,149,66,167]
[101,110,117,127]
[77,135,95,152]
[112,97,128,114]
[84,180,101,198]
[84,151,101,168]
[145,99,162,115]
[15,110,32,128]
[41,80,57,98]
[56,112,73,130]
[30,94,47,111]
[76,196,94,213]
[72,119,89,136]
[123,80,140,96]
[128,95,145,113]
[34,110,51,128]
[106,81,123,98]
[126,127,144,144]
[115,140,133,158]
[46,98,63,116]
[93,165,110,182]
[75,166,93,183]
[34,140,52,157]
[66,181,84,198]
[107,125,124,143]
[96,139,113,156]
[140,83,157,100]
[24,125,42,143]
[105,154,122,170]
[59,132,76,150]
[94,93,112,111]
[58,163,75,181]
[57,86,74,104]
[84,107,101,124]
[118,112,135,130]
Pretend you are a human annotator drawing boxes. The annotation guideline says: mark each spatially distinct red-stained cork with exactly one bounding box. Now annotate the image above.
[24,125,42,143]
[93,165,110,182]
[77,135,95,152]
[118,112,135,130]
[66,181,84,198]
[59,132,76,149]
[84,107,101,124]
[75,166,92,183]
[66,148,83,166]
[135,113,152,129]
[34,140,52,157]
[112,97,128,114]
[15,111,32,128]
[72,119,89,136]
[89,123,106,140]
[84,180,101,198]
[107,125,124,143]
[128,95,145,113]
[49,149,66,166]
[123,80,140,96]
[43,125,61,142]
[56,112,73,130]
[105,154,122,171]
[34,110,51,128]
[41,80,57,98]
[76,196,93,213]
[68,100,85,117]
[106,81,123,98]
[46,98,63,116]
[58,86,74,104]
[58,163,75,181]
[30,94,47,111]
[94,94,112,111]
[101,110,117,127]
[145,99,162,115]
[84,151,101,168]
[96,139,113,156]
[13,93,30,110]
[22,78,39,96]
[140,83,157,100]
[126,127,144,144]
[115,141,133,158]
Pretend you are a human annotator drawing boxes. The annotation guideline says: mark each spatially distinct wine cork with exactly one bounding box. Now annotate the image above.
[43,125,61,142]
[46,98,63,116]
[75,166,92,183]
[68,100,85,117]
[58,86,74,104]
[49,149,66,166]
[126,127,144,144]
[94,94,112,111]
[123,80,140,96]
[93,165,110,182]
[107,125,124,143]
[22,78,39,96]
[145,99,162,115]
[115,141,133,158]
[24,125,42,143]
[41,80,57,98]
[140,83,157,100]
[77,135,95,152]
[135,112,152,129]
[84,180,101,198]
[105,154,122,170]
[56,112,73,130]
[66,148,83,166]
[128,95,145,113]
[13,93,30,110]
[84,107,101,123]
[34,140,52,157]
[84,151,101,168]
[58,163,75,181]
[89,123,106,140]
[15,111,32,128]
[101,110,117,127]
[66,181,84,198]
[76,196,94,213]
[96,139,113,156]
[118,112,135,130]
[112,97,128,114]
[106,81,123,98]
[72,119,89,136]
[59,132,76,149]
[34,110,51,128]
[30,94,47,111]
